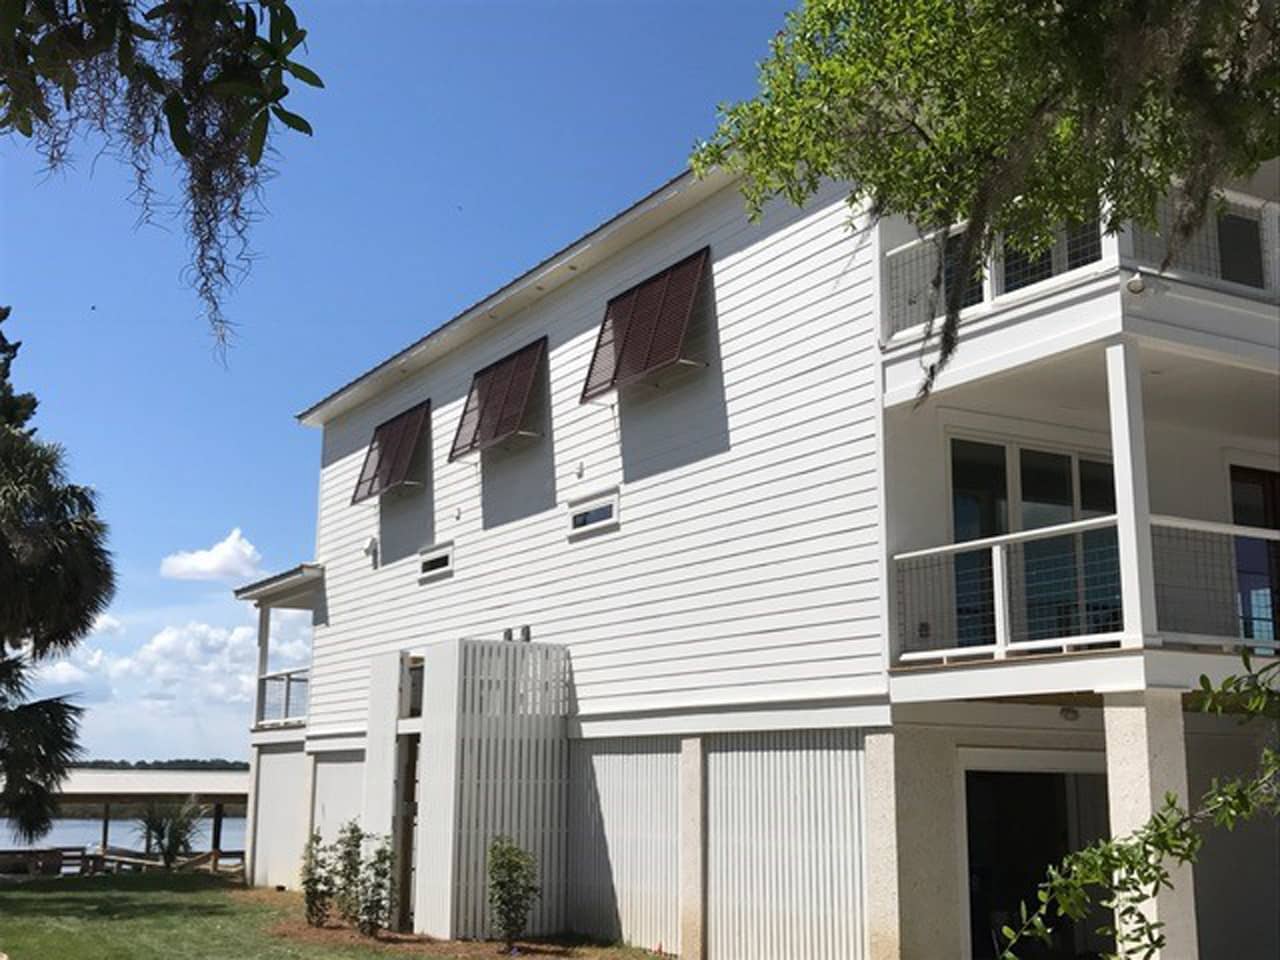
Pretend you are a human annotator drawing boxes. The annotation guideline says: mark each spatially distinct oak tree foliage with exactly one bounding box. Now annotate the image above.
[694,0,1277,394]
[0,0,323,345]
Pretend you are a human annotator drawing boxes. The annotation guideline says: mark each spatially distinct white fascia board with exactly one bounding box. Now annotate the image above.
[570,695,891,739]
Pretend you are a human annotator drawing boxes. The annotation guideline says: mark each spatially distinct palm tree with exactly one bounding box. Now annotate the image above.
[0,306,115,841]
[135,799,208,868]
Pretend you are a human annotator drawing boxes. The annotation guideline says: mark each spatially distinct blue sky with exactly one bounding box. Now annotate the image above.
[0,1,794,760]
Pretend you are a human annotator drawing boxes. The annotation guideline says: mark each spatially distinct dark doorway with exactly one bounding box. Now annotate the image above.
[1230,465,1279,645]
[966,770,1111,959]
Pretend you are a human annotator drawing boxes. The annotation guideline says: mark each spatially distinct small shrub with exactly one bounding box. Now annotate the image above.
[487,835,540,950]
[300,831,334,927]
[333,819,366,925]
[357,834,396,938]
[133,797,207,868]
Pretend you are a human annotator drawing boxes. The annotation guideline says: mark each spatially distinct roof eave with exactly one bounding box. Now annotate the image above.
[296,166,737,428]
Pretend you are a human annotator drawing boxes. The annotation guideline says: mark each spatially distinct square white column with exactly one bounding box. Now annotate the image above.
[1105,340,1158,646]
[1103,689,1199,956]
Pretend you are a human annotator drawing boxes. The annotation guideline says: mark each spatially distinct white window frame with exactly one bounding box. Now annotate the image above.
[417,540,454,584]
[566,487,620,540]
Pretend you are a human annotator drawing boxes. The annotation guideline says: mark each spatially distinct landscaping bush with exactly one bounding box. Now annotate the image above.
[487,835,540,950]
[357,835,396,938]
[333,819,365,925]
[132,797,207,868]
[299,831,333,927]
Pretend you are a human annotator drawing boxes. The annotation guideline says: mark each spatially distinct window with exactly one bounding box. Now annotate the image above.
[351,400,431,504]
[1231,465,1279,641]
[1217,213,1265,288]
[567,488,620,538]
[418,541,454,583]
[581,247,711,402]
[449,337,547,460]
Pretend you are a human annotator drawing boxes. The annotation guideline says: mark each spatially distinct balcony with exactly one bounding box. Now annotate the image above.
[256,667,309,725]
[895,516,1279,665]
[879,191,1278,406]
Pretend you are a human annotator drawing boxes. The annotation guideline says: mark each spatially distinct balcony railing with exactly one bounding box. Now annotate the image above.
[883,221,1104,339]
[1152,515,1279,649]
[896,516,1123,663]
[257,667,309,725]
[1129,194,1278,296]
[896,514,1279,664]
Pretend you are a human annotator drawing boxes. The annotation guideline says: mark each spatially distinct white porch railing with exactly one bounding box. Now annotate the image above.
[882,220,1105,339]
[896,514,1279,664]
[256,667,309,725]
[1151,515,1280,650]
[1129,192,1280,297]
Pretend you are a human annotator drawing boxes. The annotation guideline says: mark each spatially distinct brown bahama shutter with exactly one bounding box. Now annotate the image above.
[580,246,710,402]
[448,337,547,460]
[351,400,430,504]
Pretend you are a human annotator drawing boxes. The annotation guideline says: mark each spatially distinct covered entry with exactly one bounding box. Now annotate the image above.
[965,768,1111,959]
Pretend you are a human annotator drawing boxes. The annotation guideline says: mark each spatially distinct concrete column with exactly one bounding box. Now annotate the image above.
[1105,340,1158,647]
[678,736,705,960]
[1103,689,1199,957]
[862,731,901,960]
[243,745,261,884]
[862,726,965,959]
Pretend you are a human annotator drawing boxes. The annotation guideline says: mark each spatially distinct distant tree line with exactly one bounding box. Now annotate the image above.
[77,759,249,771]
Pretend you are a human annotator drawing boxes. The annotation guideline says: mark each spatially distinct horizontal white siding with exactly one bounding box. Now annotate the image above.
[706,729,865,960]
[308,179,882,735]
[567,737,680,952]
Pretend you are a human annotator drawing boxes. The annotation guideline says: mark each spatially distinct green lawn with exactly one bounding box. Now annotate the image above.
[0,873,657,960]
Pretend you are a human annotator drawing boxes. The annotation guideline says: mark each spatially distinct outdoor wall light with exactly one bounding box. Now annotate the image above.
[1126,270,1147,294]
[1059,706,1080,722]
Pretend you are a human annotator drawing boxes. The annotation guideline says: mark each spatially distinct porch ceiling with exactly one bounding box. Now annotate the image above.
[927,343,1280,443]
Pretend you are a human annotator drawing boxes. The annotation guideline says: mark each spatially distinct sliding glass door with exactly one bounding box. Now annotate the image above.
[950,436,1121,648]
[1231,466,1279,643]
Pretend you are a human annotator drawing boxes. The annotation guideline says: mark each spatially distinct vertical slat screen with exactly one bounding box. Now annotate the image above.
[451,640,569,938]
[567,737,681,953]
[706,729,865,960]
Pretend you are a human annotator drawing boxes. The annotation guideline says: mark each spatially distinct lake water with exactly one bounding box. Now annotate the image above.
[2,817,247,852]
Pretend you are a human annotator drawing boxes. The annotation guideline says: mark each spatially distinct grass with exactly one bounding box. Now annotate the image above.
[0,873,662,960]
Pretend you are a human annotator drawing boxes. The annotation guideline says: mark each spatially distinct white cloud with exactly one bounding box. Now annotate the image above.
[36,660,89,685]
[92,613,124,636]
[160,528,262,581]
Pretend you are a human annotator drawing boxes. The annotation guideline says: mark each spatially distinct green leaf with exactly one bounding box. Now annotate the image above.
[285,61,324,88]
[247,109,269,165]
[162,93,192,157]
[271,104,312,135]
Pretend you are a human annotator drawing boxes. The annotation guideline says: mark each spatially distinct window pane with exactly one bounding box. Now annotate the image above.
[1218,213,1265,288]
[1020,449,1074,530]
[1078,459,1115,517]
[952,440,1008,541]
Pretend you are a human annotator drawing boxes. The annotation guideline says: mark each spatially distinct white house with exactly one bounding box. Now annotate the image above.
[236,162,1280,959]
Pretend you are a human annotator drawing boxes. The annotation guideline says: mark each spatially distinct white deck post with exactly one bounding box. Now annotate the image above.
[991,544,1010,658]
[362,651,408,840]
[254,604,271,724]
[1103,690,1199,956]
[1105,340,1158,647]
[414,639,463,938]
[678,736,706,960]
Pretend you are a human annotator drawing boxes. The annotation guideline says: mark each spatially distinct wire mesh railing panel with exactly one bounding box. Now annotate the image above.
[1005,529,1121,644]
[259,670,309,722]
[996,221,1103,296]
[1131,198,1272,291]
[1153,525,1278,644]
[897,548,996,654]
[885,239,941,337]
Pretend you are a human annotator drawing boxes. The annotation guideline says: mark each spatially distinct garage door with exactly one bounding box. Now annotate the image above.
[707,729,864,960]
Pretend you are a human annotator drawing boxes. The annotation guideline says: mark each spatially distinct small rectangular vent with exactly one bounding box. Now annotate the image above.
[418,541,454,583]
[567,488,620,538]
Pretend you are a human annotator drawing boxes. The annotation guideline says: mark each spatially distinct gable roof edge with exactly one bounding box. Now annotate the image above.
[297,167,737,428]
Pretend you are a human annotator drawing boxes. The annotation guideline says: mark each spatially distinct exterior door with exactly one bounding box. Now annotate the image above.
[951,439,1008,646]
[1231,465,1279,643]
